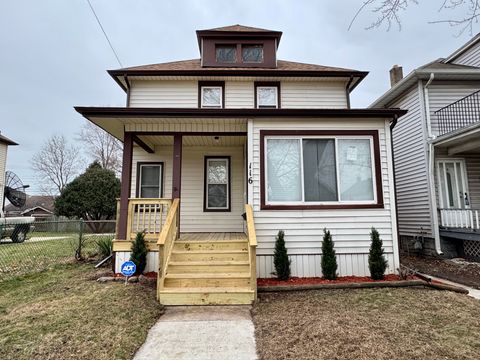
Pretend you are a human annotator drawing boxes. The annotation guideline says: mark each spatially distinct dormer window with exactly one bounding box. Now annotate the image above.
[215,45,236,63]
[242,45,263,63]
[199,81,224,108]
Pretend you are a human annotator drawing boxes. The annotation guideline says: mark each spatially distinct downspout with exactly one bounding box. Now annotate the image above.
[124,74,131,107]
[424,73,443,255]
[345,75,354,109]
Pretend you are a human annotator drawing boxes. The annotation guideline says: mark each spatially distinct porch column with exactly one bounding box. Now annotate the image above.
[172,134,182,199]
[117,132,133,241]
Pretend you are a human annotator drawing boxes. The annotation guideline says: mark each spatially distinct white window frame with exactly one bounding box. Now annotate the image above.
[264,135,377,206]
[257,86,278,108]
[205,157,230,211]
[138,163,163,198]
[201,86,223,108]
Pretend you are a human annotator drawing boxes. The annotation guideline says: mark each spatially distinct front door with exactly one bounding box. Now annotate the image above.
[436,159,470,209]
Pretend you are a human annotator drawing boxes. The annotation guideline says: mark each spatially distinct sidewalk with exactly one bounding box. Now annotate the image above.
[134,306,257,360]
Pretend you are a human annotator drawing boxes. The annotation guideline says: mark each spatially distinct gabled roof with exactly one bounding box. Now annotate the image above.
[0,133,18,146]
[445,32,480,63]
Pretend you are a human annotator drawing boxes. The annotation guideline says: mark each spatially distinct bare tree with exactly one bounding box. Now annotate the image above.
[77,122,122,175]
[350,0,480,35]
[31,134,82,195]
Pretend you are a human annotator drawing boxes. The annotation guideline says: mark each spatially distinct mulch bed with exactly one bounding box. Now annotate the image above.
[401,255,480,289]
[257,274,413,287]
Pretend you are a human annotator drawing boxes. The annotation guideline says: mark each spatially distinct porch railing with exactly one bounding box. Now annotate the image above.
[439,208,480,230]
[157,198,180,300]
[126,198,173,241]
[245,204,258,300]
[434,89,480,136]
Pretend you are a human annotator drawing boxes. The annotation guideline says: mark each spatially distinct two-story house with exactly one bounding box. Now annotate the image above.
[372,34,480,261]
[76,25,406,305]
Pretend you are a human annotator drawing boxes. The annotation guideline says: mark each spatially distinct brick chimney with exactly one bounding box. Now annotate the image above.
[389,65,403,87]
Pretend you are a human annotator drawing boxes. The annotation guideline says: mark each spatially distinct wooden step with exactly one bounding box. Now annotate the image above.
[171,249,249,262]
[164,273,251,288]
[174,240,248,251]
[158,287,254,305]
[167,260,250,274]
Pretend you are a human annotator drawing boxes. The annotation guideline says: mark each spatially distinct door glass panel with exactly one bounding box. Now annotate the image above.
[438,163,448,207]
[438,160,468,209]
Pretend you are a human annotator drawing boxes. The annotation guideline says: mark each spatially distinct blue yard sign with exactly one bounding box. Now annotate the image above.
[121,261,136,277]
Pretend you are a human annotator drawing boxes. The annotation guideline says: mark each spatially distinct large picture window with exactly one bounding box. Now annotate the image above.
[262,131,381,209]
[204,157,230,211]
[137,163,163,198]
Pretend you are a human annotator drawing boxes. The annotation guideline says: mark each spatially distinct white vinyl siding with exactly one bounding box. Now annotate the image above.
[391,86,433,237]
[0,144,7,213]
[129,80,198,108]
[281,81,347,108]
[429,82,480,136]
[249,118,398,278]
[128,80,348,109]
[131,145,244,232]
[450,41,480,67]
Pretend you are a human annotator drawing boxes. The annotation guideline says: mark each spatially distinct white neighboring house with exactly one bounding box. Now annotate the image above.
[371,34,480,260]
[0,132,18,216]
[76,25,406,305]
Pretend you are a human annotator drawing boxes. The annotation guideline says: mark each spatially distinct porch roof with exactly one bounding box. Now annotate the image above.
[75,107,407,141]
[432,121,480,155]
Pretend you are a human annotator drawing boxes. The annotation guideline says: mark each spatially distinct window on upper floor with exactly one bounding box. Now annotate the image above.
[201,86,223,108]
[242,45,264,63]
[255,82,280,108]
[215,45,237,63]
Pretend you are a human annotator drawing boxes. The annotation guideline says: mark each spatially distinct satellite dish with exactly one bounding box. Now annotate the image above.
[4,171,29,208]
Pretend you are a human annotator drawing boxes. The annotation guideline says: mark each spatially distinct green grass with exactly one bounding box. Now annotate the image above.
[0,264,163,360]
[0,233,111,280]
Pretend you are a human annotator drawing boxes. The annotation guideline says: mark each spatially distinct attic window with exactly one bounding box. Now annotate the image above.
[242,45,263,63]
[215,45,237,63]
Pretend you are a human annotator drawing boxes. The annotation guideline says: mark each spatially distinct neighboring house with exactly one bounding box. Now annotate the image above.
[371,34,480,260]
[76,25,406,305]
[4,195,55,219]
[0,132,18,216]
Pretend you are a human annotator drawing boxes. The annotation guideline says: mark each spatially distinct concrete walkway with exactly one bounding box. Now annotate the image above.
[134,306,257,360]
[420,273,480,300]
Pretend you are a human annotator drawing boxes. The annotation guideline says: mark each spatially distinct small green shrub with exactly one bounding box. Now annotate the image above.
[321,228,337,280]
[368,227,388,280]
[273,230,290,280]
[96,237,113,259]
[130,232,147,275]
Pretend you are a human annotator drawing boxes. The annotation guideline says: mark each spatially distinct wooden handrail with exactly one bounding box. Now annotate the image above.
[126,198,172,241]
[157,198,180,301]
[245,204,257,300]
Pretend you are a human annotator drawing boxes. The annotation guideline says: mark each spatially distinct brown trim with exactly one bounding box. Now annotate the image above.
[124,75,131,106]
[117,132,133,240]
[198,81,225,108]
[203,156,232,212]
[259,130,384,210]
[254,81,281,109]
[133,135,154,153]
[135,162,164,198]
[75,106,407,118]
[129,131,247,136]
[172,134,182,200]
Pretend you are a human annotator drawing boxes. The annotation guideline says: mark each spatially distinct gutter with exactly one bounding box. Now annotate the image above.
[124,75,131,107]
[389,114,401,245]
[345,75,354,109]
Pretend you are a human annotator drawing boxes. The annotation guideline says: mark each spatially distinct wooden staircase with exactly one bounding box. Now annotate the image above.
[156,200,257,305]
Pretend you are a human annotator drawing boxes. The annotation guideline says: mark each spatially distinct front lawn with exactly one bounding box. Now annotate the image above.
[0,264,163,360]
[253,288,480,360]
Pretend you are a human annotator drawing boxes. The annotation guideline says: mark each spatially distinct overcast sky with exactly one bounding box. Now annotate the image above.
[0,0,477,195]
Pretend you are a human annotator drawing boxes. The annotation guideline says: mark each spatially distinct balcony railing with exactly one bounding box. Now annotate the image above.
[434,89,480,136]
[439,208,480,230]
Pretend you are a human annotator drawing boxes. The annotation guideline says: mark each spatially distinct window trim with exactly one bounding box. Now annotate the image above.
[198,81,225,108]
[242,44,264,63]
[204,156,231,212]
[260,130,383,210]
[136,162,164,198]
[254,82,280,109]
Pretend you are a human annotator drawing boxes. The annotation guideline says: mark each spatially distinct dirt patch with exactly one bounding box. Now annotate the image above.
[253,288,480,360]
[402,256,480,289]
[257,275,412,287]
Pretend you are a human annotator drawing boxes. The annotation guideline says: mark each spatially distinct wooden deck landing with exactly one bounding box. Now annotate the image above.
[179,232,247,241]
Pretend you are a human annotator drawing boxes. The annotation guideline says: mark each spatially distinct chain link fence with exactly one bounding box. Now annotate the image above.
[0,218,115,282]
